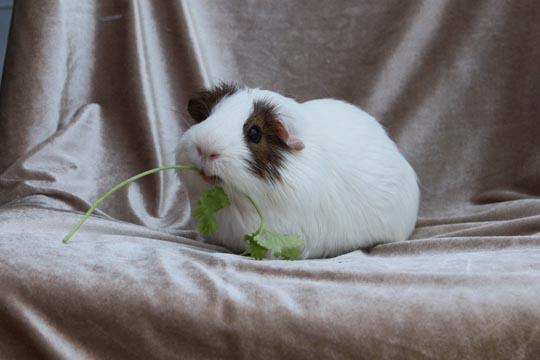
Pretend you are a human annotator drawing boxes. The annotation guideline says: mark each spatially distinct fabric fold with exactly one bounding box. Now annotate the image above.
[1,0,539,358]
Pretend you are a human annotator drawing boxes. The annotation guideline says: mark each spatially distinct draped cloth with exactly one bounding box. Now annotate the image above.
[1,1,539,358]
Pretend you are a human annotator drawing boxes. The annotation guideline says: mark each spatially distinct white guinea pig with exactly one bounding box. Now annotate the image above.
[177,83,420,259]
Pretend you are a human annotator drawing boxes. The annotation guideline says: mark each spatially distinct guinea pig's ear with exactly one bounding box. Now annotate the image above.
[187,97,210,123]
[187,82,240,123]
[274,118,305,151]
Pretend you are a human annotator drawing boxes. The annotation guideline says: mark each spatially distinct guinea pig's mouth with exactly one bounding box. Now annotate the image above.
[199,170,222,185]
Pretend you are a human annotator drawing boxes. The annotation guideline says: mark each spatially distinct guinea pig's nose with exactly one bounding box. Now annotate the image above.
[196,145,220,161]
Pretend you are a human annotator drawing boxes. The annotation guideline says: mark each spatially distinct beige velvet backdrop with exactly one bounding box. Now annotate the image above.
[0,1,539,358]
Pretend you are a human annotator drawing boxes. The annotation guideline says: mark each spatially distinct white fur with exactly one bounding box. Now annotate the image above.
[177,88,420,259]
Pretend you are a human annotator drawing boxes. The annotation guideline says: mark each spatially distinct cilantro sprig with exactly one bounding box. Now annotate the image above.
[194,186,304,260]
[240,194,304,260]
[193,186,230,235]
[62,165,198,244]
[62,165,304,260]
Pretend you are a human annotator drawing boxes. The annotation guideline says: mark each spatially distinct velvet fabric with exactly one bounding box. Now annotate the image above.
[1,0,539,358]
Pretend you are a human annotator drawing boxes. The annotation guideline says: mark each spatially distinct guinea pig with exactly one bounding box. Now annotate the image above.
[177,83,420,259]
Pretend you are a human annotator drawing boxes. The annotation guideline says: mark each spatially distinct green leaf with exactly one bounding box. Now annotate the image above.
[245,233,268,260]
[193,186,231,235]
[257,231,304,258]
[275,246,302,261]
[240,193,304,260]
[244,230,304,260]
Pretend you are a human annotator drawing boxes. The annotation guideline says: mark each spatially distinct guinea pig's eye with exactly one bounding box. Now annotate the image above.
[247,125,262,144]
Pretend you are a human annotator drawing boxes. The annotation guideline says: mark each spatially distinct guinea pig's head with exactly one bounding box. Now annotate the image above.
[178,83,305,195]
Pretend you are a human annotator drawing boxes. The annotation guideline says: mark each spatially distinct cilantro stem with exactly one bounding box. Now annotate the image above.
[243,193,264,234]
[62,164,198,244]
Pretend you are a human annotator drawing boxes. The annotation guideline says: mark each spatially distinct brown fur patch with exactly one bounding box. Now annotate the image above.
[187,82,240,122]
[243,100,291,182]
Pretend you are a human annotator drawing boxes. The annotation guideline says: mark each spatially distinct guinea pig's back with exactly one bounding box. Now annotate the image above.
[294,98,419,250]
[298,98,394,171]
